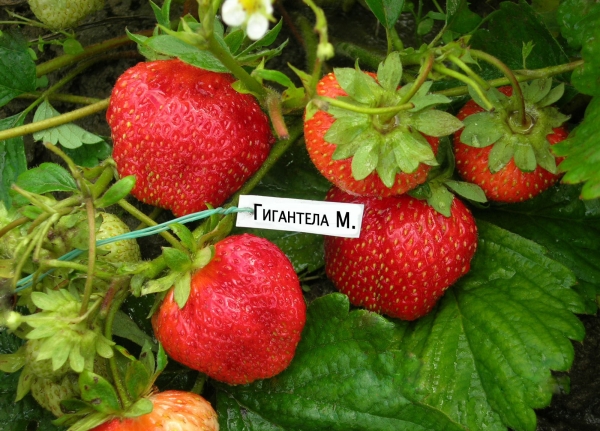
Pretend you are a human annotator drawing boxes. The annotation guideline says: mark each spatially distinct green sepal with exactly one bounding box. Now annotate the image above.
[426,184,455,217]
[139,341,155,377]
[376,51,402,92]
[125,360,151,400]
[412,109,463,137]
[95,334,115,359]
[513,135,537,172]
[533,145,558,174]
[79,370,121,414]
[15,365,33,401]
[334,66,382,106]
[460,112,505,147]
[376,141,398,188]
[468,85,508,111]
[445,180,488,203]
[405,81,452,111]
[488,137,515,173]
[169,223,196,253]
[193,245,215,269]
[390,128,438,174]
[94,176,136,208]
[0,345,26,373]
[69,341,85,373]
[161,247,192,272]
[122,398,153,418]
[156,343,168,374]
[520,78,553,104]
[57,411,110,431]
[351,140,379,180]
[141,271,180,295]
[173,270,192,309]
[324,116,370,148]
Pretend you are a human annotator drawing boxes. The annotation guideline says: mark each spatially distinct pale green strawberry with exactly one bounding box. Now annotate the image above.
[25,338,70,381]
[30,373,80,417]
[96,212,141,264]
[27,0,104,30]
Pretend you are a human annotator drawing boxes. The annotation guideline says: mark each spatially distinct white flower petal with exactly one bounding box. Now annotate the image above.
[222,0,246,27]
[261,0,274,14]
[246,13,269,40]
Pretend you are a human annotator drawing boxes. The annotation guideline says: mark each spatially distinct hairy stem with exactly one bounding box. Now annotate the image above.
[398,52,435,105]
[79,199,97,316]
[432,63,495,110]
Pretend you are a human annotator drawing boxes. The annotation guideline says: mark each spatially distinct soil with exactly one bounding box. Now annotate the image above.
[1,1,599,430]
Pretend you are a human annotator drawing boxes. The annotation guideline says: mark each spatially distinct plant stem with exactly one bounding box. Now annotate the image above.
[432,63,494,110]
[206,35,266,100]
[0,99,109,141]
[41,260,115,280]
[447,54,490,89]
[36,31,152,77]
[103,279,134,410]
[17,93,104,105]
[117,199,186,251]
[315,96,414,115]
[398,52,435,105]
[334,42,385,71]
[79,199,97,316]
[470,49,526,124]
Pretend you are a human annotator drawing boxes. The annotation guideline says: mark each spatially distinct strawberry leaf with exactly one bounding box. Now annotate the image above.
[125,360,151,400]
[334,67,382,106]
[412,109,463,137]
[0,30,36,108]
[0,114,26,208]
[350,139,379,180]
[364,0,405,29]
[14,162,77,195]
[376,52,402,92]
[216,293,466,431]
[79,370,121,414]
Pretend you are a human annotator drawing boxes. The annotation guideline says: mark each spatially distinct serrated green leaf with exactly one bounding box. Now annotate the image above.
[32,101,104,149]
[216,293,465,431]
[0,30,36,108]
[144,35,227,72]
[399,220,585,431]
[557,0,600,49]
[62,140,112,168]
[79,370,121,414]
[173,271,191,309]
[0,114,26,208]
[488,138,514,173]
[15,162,78,195]
[377,51,402,92]
[364,0,404,29]
[412,110,463,137]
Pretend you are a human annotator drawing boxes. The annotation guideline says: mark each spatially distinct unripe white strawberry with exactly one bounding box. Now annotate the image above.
[96,212,141,264]
[27,0,104,30]
[25,338,70,381]
[30,373,80,417]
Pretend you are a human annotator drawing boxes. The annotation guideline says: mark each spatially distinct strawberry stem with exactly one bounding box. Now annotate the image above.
[447,54,491,90]
[432,62,495,110]
[315,96,414,115]
[79,199,98,316]
[470,49,526,125]
[398,52,435,106]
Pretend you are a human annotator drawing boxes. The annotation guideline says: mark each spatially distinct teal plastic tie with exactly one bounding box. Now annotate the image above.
[15,206,252,292]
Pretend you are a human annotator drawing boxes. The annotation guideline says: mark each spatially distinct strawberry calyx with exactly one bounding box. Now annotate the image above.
[312,52,463,188]
[460,79,570,174]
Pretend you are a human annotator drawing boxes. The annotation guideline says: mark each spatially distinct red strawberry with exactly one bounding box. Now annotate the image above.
[152,234,306,385]
[304,70,444,197]
[324,187,478,321]
[106,59,274,217]
[454,84,569,203]
[90,390,218,431]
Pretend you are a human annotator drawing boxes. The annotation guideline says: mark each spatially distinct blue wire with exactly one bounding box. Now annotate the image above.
[15,206,252,292]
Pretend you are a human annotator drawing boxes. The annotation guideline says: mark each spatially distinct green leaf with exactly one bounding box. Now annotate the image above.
[475,183,600,314]
[62,38,84,55]
[406,81,452,112]
[445,180,487,203]
[0,114,26,208]
[79,370,121,414]
[0,30,36,108]
[122,398,153,418]
[62,140,112,168]
[389,129,437,173]
[144,35,228,72]
[236,19,283,57]
[488,137,514,173]
[252,69,294,88]
[412,110,463,137]
[557,0,600,49]
[112,311,157,350]
[169,223,197,253]
[32,101,104,149]
[400,221,585,431]
[95,176,136,208]
[417,17,434,36]
[216,293,465,431]
[570,27,600,96]
[141,271,180,295]
[363,0,404,29]
[15,162,77,194]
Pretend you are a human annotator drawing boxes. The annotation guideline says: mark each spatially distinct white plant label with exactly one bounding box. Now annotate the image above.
[236,195,364,238]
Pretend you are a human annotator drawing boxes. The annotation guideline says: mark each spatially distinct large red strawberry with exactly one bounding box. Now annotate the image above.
[90,390,218,431]
[304,53,462,197]
[324,187,478,321]
[152,234,306,385]
[453,82,569,202]
[107,59,274,217]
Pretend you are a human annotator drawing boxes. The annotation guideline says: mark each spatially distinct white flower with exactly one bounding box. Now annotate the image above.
[222,0,274,40]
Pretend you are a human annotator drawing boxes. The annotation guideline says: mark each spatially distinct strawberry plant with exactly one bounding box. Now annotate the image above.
[0,0,599,431]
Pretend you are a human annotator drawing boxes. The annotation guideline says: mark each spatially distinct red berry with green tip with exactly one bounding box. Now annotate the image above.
[152,234,306,385]
[107,59,274,217]
[90,390,219,431]
[453,85,569,203]
[304,72,440,197]
[324,187,478,321]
